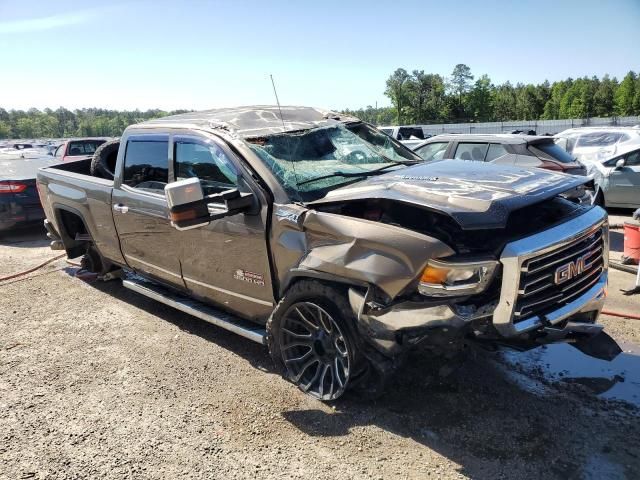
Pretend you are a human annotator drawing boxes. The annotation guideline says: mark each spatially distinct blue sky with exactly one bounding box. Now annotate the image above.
[0,0,639,111]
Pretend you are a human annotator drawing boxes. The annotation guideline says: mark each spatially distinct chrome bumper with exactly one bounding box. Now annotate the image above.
[493,207,608,337]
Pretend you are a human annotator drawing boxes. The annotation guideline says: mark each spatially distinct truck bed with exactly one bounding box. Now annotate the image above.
[37,159,125,264]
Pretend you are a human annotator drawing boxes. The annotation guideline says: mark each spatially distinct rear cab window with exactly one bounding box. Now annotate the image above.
[122,134,169,194]
[397,127,425,140]
[66,140,106,156]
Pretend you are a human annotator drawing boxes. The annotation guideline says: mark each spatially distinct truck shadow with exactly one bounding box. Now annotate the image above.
[88,278,274,373]
[610,230,624,254]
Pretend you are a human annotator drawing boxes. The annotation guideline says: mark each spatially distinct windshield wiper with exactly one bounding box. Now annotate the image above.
[297,161,407,186]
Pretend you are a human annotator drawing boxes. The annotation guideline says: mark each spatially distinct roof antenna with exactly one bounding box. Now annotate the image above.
[270,74,301,201]
[270,74,287,133]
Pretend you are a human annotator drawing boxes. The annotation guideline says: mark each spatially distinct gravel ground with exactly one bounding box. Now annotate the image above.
[1,213,639,480]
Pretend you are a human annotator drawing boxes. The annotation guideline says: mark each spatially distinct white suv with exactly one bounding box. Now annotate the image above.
[554,127,640,165]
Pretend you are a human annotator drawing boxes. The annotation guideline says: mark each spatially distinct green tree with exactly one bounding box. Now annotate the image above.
[633,76,640,115]
[593,75,617,117]
[0,121,11,139]
[450,64,473,100]
[492,82,517,121]
[515,84,541,120]
[468,74,493,121]
[384,68,412,124]
[15,117,36,138]
[543,79,572,119]
[614,71,637,116]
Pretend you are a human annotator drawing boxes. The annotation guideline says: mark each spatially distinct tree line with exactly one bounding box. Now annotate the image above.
[344,66,640,126]
[0,108,189,140]
[2,67,639,139]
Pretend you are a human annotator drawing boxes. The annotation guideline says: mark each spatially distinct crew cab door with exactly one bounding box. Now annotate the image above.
[607,149,640,206]
[169,133,274,319]
[112,133,183,286]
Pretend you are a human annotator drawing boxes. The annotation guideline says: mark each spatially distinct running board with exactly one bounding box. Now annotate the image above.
[122,276,267,345]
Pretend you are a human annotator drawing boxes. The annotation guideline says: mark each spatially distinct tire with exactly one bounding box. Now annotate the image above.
[267,280,377,401]
[593,188,605,207]
[80,245,113,275]
[90,139,120,179]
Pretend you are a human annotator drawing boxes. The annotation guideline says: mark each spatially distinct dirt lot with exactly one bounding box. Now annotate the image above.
[1,211,639,480]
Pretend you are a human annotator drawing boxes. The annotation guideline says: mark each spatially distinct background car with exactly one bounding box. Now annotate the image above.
[554,127,640,166]
[412,133,591,203]
[413,134,587,174]
[0,154,58,231]
[590,144,640,208]
[378,125,430,149]
[53,138,109,162]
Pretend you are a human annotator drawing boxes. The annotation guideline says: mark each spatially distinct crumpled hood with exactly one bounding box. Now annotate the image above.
[310,159,590,230]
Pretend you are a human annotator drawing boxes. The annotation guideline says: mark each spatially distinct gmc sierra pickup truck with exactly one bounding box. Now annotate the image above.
[37,106,620,401]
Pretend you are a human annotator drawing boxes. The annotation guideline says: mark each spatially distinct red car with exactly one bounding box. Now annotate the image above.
[53,138,109,162]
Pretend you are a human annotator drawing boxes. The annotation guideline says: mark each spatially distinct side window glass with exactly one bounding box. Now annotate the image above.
[454,143,489,161]
[626,150,640,166]
[416,142,448,161]
[54,145,64,157]
[554,138,567,151]
[174,138,239,196]
[485,143,509,162]
[122,136,169,193]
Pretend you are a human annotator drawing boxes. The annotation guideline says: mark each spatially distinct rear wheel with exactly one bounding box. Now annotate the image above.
[80,245,114,276]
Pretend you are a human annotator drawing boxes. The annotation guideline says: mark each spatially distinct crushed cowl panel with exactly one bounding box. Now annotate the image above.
[310,160,592,230]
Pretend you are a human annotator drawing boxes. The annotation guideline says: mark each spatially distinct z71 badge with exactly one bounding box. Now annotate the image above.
[233,269,265,286]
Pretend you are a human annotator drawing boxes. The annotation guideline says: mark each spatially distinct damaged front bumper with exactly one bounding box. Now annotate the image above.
[348,207,621,361]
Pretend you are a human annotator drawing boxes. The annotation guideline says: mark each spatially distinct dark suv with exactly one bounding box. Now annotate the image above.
[413,134,587,176]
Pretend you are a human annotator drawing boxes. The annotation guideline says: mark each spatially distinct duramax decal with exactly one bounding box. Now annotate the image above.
[234,269,266,286]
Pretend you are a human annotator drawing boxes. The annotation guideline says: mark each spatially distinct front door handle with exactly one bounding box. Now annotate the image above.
[113,204,129,214]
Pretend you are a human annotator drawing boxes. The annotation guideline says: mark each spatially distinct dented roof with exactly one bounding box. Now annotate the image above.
[140,106,360,138]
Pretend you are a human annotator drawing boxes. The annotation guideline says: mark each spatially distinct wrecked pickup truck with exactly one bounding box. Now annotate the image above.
[36,106,621,400]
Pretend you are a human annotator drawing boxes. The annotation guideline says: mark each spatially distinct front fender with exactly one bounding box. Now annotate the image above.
[275,209,455,300]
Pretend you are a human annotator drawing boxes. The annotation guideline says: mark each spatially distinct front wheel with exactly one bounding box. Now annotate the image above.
[267,280,366,401]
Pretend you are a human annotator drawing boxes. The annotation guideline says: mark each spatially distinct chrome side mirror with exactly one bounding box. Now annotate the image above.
[615,159,626,169]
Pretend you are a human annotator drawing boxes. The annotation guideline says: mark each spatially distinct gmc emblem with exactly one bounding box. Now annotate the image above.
[554,254,589,285]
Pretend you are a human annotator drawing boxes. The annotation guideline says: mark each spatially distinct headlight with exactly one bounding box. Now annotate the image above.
[418,258,499,297]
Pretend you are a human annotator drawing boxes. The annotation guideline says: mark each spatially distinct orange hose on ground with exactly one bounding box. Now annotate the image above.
[0,254,66,282]
[601,310,640,321]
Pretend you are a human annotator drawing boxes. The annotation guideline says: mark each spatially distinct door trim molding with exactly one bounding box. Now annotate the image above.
[125,254,182,279]
[184,276,274,307]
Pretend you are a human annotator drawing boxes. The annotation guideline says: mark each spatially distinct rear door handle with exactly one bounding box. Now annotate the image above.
[113,204,129,214]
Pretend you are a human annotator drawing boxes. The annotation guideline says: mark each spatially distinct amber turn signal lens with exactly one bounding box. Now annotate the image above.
[170,209,197,222]
[420,265,449,284]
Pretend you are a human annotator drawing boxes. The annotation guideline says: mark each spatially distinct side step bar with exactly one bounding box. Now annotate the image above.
[122,276,267,345]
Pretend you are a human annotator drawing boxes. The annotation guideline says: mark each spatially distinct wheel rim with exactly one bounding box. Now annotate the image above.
[279,301,351,400]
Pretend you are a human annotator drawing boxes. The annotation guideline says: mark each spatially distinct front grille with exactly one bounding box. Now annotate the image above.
[513,226,605,323]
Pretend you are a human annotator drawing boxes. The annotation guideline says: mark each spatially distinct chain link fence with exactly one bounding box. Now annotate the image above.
[419,116,640,136]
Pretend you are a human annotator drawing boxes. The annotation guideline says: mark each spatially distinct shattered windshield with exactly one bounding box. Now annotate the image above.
[248,123,420,201]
